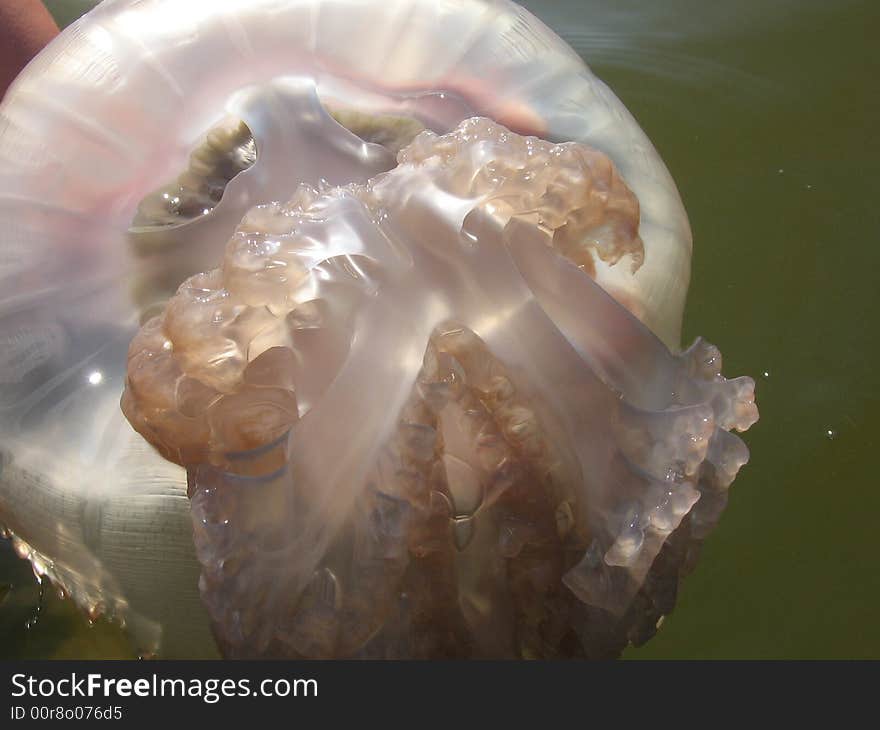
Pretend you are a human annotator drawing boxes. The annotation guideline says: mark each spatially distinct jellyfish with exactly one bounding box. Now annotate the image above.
[0,0,757,658]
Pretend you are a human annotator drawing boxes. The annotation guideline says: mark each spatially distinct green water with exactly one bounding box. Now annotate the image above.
[1,0,877,659]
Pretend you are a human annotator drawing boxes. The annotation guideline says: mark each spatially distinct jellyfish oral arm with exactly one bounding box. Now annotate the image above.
[123,117,758,656]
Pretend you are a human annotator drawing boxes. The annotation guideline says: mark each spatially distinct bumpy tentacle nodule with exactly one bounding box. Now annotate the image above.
[122,112,757,658]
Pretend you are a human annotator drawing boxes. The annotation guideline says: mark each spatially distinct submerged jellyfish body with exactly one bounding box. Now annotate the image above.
[0,0,757,658]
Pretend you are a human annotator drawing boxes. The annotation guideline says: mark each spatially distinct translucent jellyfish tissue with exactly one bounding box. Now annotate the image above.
[0,0,757,658]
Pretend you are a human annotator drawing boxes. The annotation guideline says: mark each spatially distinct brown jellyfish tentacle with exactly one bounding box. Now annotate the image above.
[123,117,758,657]
[189,290,437,657]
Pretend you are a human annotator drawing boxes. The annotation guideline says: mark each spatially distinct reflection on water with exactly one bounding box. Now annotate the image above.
[2,0,877,658]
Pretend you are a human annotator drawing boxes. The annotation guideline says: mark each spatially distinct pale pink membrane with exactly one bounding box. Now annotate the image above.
[123,85,757,657]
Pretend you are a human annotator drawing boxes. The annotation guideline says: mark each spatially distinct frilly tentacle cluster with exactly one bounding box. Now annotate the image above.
[396,118,645,274]
[122,117,757,658]
[563,337,757,618]
[122,118,647,472]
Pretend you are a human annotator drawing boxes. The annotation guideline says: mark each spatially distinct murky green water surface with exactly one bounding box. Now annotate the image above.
[1,0,877,659]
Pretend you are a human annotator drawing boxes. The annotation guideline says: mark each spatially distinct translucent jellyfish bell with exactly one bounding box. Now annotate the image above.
[0,0,757,658]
